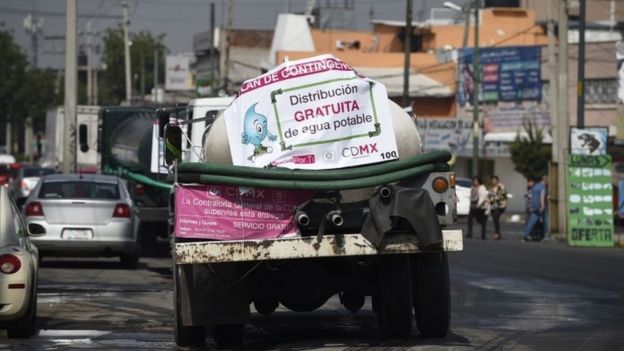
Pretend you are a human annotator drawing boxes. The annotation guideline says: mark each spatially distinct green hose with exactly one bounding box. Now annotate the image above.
[126,170,173,191]
[176,149,452,181]
[173,163,449,190]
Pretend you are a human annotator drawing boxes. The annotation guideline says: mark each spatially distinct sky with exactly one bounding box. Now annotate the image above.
[0,0,469,69]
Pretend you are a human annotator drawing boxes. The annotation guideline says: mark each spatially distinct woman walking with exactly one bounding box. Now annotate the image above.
[489,175,507,240]
[467,176,489,240]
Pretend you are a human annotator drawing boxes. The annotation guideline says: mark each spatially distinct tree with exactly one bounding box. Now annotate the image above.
[99,28,165,104]
[509,119,551,181]
[0,28,59,155]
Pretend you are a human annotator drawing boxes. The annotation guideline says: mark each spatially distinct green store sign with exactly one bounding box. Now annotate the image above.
[567,154,614,247]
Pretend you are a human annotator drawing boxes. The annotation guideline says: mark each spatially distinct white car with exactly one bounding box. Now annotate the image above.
[455,177,471,216]
[0,186,45,338]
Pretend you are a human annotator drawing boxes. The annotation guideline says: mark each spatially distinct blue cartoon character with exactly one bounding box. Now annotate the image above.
[241,103,277,160]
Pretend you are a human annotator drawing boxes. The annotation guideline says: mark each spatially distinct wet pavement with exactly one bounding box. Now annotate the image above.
[1,222,624,350]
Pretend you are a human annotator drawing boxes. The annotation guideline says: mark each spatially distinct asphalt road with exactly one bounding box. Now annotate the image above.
[1,222,624,350]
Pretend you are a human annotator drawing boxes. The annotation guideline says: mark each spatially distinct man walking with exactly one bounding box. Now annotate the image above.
[523,176,546,242]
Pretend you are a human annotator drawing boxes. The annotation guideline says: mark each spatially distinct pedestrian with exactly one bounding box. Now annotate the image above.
[467,176,489,240]
[489,175,507,240]
[524,179,535,224]
[541,175,549,236]
[523,176,545,242]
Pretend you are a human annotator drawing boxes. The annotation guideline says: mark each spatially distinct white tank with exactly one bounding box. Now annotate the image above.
[202,100,422,202]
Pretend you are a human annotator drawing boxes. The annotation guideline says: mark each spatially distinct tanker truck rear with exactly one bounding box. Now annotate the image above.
[99,106,172,247]
[164,55,462,348]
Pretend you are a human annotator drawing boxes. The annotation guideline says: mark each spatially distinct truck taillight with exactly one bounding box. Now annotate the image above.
[134,183,145,195]
[25,202,44,217]
[0,254,21,274]
[432,177,449,193]
[113,204,131,218]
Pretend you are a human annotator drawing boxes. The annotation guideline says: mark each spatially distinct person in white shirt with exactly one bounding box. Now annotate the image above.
[467,176,489,240]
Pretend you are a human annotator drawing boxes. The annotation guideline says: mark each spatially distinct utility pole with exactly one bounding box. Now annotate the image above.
[94,66,98,105]
[402,0,412,108]
[472,0,480,177]
[63,0,77,174]
[558,0,570,237]
[122,0,132,104]
[223,0,234,94]
[210,2,217,96]
[153,43,159,102]
[577,0,586,128]
[547,0,559,163]
[140,53,145,101]
[86,20,93,105]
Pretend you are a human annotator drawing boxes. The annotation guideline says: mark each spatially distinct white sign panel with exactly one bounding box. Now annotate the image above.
[150,123,168,174]
[570,127,608,155]
[223,55,398,169]
[165,56,192,91]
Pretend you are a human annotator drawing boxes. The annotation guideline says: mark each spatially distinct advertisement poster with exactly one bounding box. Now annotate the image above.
[570,127,608,155]
[567,154,614,247]
[458,46,542,105]
[223,54,398,169]
[175,184,314,240]
[416,118,476,157]
[165,56,193,91]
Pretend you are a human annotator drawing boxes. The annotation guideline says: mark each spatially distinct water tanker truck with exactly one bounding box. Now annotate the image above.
[162,55,462,348]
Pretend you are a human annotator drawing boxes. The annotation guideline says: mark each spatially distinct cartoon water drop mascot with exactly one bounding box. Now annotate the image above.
[241,103,277,161]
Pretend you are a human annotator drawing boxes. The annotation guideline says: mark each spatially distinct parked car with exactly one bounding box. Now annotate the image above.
[12,166,56,198]
[0,186,45,338]
[456,177,471,216]
[0,154,18,187]
[23,174,140,268]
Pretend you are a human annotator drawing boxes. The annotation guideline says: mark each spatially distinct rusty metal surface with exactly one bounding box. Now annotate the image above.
[174,230,463,264]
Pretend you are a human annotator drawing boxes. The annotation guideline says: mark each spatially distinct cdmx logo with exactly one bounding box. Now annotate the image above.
[342,143,379,158]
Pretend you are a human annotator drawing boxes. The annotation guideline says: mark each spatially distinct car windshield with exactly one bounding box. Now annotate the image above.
[39,181,120,200]
[23,168,55,178]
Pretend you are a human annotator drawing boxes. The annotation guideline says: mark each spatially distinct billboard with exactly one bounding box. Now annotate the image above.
[567,154,614,247]
[570,127,607,156]
[458,46,542,105]
[165,56,193,91]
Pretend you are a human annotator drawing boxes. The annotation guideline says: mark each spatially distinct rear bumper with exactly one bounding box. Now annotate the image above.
[0,257,33,322]
[175,229,462,264]
[28,220,137,255]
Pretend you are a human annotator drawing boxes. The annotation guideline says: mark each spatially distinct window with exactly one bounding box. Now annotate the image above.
[40,181,120,200]
[585,79,618,105]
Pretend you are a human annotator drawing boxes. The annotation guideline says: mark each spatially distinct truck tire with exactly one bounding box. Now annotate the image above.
[412,252,450,338]
[174,266,206,347]
[213,324,244,349]
[253,298,278,316]
[377,254,413,339]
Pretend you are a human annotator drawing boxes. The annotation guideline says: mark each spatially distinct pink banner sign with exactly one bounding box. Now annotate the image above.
[175,184,313,240]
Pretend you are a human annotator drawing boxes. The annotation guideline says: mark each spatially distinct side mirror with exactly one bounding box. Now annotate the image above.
[28,223,46,236]
[16,197,27,211]
[164,125,183,166]
[157,109,170,138]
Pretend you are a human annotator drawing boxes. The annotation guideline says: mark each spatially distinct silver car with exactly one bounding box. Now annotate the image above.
[0,186,45,338]
[23,174,140,268]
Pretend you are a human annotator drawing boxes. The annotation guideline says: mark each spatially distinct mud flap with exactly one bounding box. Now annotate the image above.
[179,263,251,326]
[362,185,443,248]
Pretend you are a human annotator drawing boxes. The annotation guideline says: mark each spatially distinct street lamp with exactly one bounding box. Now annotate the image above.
[444,0,480,178]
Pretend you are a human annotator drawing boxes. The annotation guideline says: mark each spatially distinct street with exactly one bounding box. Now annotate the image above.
[1,223,624,350]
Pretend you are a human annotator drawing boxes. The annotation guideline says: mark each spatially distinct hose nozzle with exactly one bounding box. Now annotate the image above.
[379,186,393,199]
[295,211,310,227]
[327,210,344,227]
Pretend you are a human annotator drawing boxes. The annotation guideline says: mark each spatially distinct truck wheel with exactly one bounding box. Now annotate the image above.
[253,298,278,316]
[213,324,244,349]
[174,266,205,346]
[377,254,413,339]
[119,252,140,269]
[412,252,450,338]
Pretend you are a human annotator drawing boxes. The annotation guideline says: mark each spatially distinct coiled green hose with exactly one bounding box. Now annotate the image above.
[174,162,450,190]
